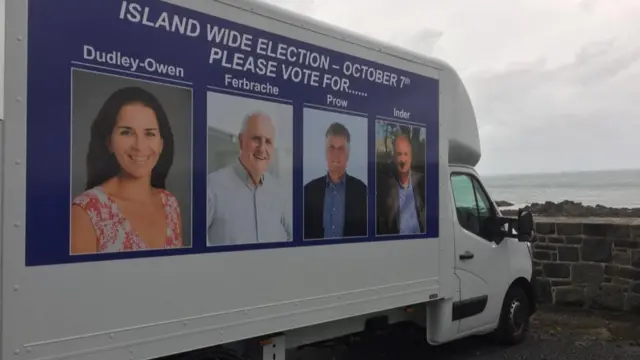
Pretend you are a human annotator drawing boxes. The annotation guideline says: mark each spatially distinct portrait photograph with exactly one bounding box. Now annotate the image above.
[302,107,369,240]
[375,119,427,236]
[206,91,293,246]
[69,69,193,254]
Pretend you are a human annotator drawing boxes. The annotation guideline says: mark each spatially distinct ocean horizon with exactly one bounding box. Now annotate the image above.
[480,168,640,209]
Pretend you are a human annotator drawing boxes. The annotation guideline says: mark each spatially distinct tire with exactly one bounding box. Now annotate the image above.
[494,286,531,345]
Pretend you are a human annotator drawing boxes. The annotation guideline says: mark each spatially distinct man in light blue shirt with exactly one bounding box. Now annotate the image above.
[376,134,426,235]
[206,111,292,246]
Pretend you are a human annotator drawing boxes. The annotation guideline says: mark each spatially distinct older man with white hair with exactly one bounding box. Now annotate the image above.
[206,111,292,246]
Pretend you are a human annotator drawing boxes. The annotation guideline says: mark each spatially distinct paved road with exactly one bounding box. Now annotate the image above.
[288,305,640,360]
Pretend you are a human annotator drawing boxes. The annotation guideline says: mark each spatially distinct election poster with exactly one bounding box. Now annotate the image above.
[25,0,439,266]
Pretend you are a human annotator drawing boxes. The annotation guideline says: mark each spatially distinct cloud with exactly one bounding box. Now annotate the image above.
[468,38,640,174]
[259,0,640,175]
[388,28,443,58]
[2,0,636,175]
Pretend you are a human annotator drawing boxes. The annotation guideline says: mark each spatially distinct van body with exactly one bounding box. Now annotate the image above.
[1,0,535,359]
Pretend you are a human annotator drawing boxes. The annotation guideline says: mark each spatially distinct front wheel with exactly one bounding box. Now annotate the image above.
[494,286,531,345]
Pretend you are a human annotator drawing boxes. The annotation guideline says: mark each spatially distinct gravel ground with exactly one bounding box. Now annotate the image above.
[288,305,640,360]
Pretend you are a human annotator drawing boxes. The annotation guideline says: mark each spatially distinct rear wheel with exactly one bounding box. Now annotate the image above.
[494,286,531,345]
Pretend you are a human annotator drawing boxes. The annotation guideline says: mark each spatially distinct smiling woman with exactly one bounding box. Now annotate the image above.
[70,81,190,254]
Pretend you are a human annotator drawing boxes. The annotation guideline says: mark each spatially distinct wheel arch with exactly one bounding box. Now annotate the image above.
[508,276,536,315]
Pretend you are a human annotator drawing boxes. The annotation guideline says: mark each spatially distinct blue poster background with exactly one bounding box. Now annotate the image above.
[25,0,440,266]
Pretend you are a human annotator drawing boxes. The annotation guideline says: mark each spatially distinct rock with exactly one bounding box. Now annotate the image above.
[554,286,585,306]
[536,244,558,251]
[613,251,631,266]
[614,240,640,250]
[535,222,556,235]
[535,278,553,303]
[591,284,625,311]
[581,238,613,263]
[499,199,640,218]
[633,251,640,268]
[610,224,632,239]
[607,265,640,281]
[619,267,640,281]
[535,251,552,261]
[558,246,580,262]
[584,286,599,306]
[583,223,630,238]
[543,263,571,279]
[566,236,583,245]
[572,263,604,285]
[548,236,566,244]
[534,268,544,278]
[612,278,630,286]
[551,280,573,287]
[532,235,546,244]
[557,223,582,236]
[624,294,640,314]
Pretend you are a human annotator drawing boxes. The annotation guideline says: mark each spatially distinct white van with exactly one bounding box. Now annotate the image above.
[1,0,535,359]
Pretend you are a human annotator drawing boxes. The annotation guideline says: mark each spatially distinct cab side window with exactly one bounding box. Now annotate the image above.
[451,174,480,235]
[451,173,496,241]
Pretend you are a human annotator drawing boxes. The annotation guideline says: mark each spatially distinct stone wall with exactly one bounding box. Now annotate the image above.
[532,217,640,313]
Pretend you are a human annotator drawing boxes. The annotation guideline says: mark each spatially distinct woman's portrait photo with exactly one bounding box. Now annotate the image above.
[70,70,193,254]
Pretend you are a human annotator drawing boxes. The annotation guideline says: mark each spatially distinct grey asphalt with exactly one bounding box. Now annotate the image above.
[288,305,640,360]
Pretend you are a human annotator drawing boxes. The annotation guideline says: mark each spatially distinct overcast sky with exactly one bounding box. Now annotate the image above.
[258,0,640,175]
[1,1,638,175]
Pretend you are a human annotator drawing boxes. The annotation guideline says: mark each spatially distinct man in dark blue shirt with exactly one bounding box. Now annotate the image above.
[303,122,368,240]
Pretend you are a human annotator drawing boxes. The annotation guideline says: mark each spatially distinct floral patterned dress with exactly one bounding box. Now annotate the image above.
[72,187,182,252]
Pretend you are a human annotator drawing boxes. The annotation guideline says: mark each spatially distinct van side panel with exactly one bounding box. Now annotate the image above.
[4,1,446,359]
[0,117,4,359]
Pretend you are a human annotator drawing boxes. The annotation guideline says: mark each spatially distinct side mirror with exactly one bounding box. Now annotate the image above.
[517,209,534,242]
[496,208,535,242]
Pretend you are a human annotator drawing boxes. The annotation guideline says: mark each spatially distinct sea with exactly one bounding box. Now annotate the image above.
[481,168,640,209]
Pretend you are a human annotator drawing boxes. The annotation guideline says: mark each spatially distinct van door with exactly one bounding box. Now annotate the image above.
[450,170,510,334]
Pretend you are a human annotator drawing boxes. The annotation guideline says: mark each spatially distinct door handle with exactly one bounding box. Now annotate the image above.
[459,251,474,260]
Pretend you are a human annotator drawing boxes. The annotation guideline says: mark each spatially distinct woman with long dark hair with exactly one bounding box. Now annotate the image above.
[71,86,183,254]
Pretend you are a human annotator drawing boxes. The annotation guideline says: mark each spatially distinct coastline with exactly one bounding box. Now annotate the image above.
[496,199,640,218]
